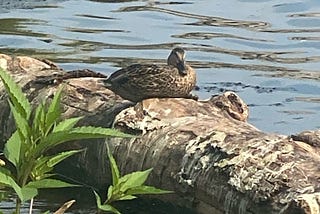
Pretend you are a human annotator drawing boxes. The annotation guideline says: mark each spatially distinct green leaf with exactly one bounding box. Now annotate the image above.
[20,186,38,202]
[69,126,134,138]
[107,144,120,186]
[107,185,113,201]
[45,86,63,132]
[0,170,23,201]
[53,117,83,132]
[94,191,121,214]
[99,204,121,214]
[0,191,6,201]
[4,131,21,166]
[25,179,79,189]
[35,127,133,155]
[32,101,45,137]
[47,150,83,167]
[126,185,173,195]
[32,156,52,180]
[117,195,137,201]
[8,100,30,141]
[0,68,31,119]
[94,190,102,206]
[32,150,82,184]
[118,168,153,192]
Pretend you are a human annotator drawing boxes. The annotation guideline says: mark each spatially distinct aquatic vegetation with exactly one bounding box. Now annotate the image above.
[0,68,131,213]
[94,144,173,214]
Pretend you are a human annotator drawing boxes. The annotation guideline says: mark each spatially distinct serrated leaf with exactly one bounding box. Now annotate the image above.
[0,170,23,201]
[4,131,21,166]
[20,186,38,202]
[32,150,81,183]
[126,185,173,195]
[45,86,63,132]
[25,179,79,189]
[53,117,83,132]
[49,127,133,147]
[47,149,83,167]
[8,100,30,141]
[32,161,59,181]
[107,144,120,186]
[32,101,45,136]
[35,127,133,155]
[32,156,51,180]
[69,127,134,138]
[0,68,31,119]
[118,168,153,192]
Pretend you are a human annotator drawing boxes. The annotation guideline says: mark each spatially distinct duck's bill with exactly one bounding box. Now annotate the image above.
[177,61,187,75]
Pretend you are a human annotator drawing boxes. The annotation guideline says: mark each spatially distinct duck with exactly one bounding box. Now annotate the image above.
[103,47,197,102]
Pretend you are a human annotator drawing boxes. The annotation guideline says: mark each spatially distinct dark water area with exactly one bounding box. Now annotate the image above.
[0,0,320,213]
[0,187,196,213]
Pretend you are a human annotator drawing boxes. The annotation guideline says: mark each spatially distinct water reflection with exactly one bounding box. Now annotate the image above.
[0,0,319,135]
[0,18,47,37]
[172,32,273,42]
[289,12,320,17]
[290,36,320,41]
[115,5,270,30]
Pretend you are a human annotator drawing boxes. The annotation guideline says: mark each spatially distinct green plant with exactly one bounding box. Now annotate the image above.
[94,144,173,214]
[0,68,132,213]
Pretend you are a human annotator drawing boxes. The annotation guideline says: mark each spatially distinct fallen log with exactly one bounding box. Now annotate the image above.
[0,53,319,214]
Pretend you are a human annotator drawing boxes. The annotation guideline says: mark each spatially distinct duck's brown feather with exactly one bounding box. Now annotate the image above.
[104,63,196,102]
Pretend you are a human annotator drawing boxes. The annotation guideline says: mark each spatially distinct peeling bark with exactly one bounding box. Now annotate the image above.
[0,53,319,214]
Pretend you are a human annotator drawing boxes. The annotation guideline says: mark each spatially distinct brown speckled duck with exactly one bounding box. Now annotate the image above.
[103,47,197,102]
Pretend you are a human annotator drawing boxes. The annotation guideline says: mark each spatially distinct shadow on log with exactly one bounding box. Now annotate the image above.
[0,53,319,214]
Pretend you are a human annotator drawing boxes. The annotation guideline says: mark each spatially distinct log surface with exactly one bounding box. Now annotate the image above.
[0,53,319,214]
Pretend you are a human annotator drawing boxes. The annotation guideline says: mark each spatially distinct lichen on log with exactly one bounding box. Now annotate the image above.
[0,53,320,214]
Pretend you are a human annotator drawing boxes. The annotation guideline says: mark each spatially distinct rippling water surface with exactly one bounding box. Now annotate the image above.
[1,0,320,134]
[0,0,319,212]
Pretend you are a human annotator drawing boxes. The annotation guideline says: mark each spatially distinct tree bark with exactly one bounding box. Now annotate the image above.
[0,53,319,214]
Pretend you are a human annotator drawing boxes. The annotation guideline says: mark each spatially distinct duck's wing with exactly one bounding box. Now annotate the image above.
[105,64,167,85]
[107,64,142,85]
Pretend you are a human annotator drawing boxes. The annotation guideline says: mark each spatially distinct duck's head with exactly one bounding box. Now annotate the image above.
[167,47,187,75]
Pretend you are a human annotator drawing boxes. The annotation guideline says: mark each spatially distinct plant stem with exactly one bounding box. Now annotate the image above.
[29,197,34,214]
[16,197,21,214]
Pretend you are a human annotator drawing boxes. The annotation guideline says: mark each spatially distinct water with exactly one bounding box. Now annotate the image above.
[0,0,319,212]
[0,187,195,213]
[1,0,320,134]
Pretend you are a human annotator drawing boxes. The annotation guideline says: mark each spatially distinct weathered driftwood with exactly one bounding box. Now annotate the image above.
[0,53,320,214]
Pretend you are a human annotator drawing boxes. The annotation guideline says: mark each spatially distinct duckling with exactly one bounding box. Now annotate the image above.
[103,47,197,102]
